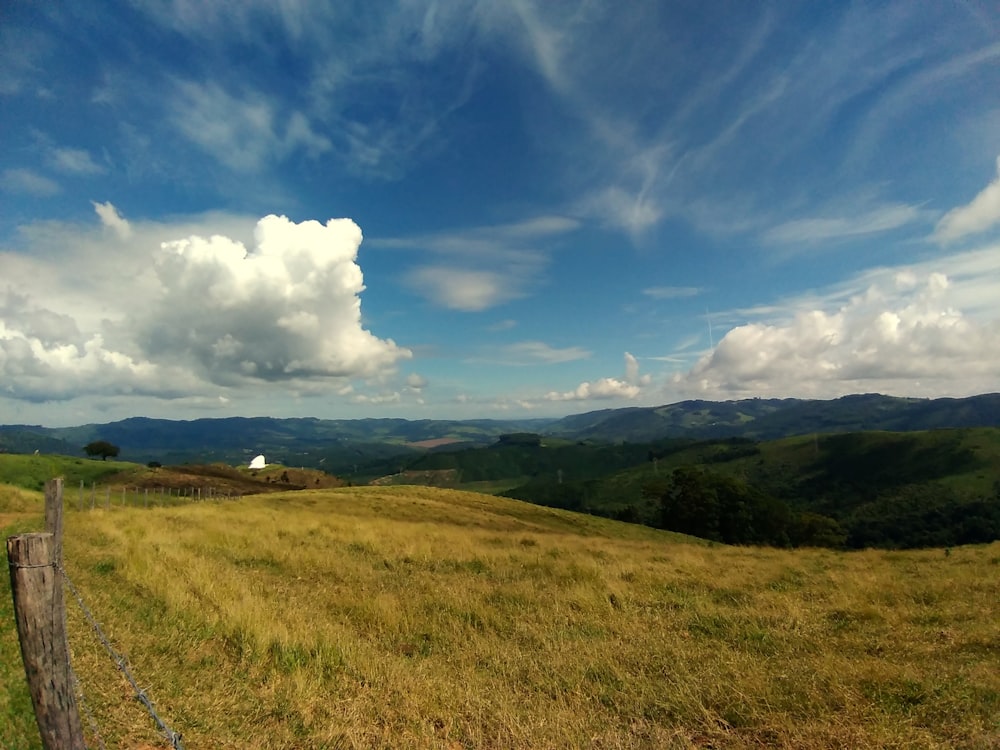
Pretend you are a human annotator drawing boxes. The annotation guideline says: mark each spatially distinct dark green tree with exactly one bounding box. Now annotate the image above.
[84,440,120,461]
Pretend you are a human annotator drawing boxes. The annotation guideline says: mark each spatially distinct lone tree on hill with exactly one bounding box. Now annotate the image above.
[84,440,120,461]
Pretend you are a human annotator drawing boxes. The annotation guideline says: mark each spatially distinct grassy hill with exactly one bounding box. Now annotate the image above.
[2,484,998,748]
[0,454,344,501]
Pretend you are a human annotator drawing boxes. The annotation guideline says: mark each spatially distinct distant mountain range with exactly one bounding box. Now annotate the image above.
[2,393,998,472]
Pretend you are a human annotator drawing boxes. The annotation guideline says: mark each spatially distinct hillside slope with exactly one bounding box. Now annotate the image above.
[2,486,998,749]
[4,393,998,469]
[502,428,1000,549]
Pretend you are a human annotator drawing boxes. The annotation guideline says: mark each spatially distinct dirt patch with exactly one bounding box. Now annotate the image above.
[407,438,466,449]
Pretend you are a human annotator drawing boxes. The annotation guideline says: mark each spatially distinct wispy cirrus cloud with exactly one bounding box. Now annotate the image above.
[0,168,60,196]
[47,147,105,175]
[493,1,1000,249]
[763,203,927,245]
[469,340,591,366]
[642,286,703,300]
[934,156,1000,243]
[170,80,331,171]
[375,215,579,311]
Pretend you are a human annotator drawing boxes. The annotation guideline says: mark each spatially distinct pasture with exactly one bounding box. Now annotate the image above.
[2,484,998,748]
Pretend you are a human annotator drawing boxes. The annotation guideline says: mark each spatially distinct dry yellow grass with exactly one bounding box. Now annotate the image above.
[4,485,999,748]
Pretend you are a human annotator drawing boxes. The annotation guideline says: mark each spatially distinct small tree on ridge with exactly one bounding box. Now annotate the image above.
[84,440,120,461]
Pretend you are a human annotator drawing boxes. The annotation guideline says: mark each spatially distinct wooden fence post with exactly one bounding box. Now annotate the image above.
[6,533,86,750]
[44,479,64,567]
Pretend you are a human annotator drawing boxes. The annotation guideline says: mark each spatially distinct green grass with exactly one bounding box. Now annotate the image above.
[2,484,999,748]
[0,486,43,750]
[0,454,136,492]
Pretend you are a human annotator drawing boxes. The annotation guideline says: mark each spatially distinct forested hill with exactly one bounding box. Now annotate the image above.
[543,393,1000,442]
[1,393,998,471]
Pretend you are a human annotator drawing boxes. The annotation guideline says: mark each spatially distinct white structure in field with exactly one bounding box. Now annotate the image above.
[249,454,266,469]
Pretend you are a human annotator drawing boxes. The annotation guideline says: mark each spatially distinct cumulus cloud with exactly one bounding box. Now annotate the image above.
[545,352,649,402]
[624,352,652,386]
[351,391,401,405]
[405,373,428,391]
[675,268,1000,399]
[0,290,198,403]
[147,215,409,381]
[935,156,1000,243]
[92,201,132,239]
[0,211,410,406]
[546,377,641,402]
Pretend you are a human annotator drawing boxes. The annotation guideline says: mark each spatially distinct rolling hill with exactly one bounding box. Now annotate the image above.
[2,484,998,748]
[3,393,998,472]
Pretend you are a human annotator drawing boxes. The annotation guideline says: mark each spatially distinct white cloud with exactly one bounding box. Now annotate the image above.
[487,319,518,331]
[545,352,649,402]
[149,214,409,381]
[764,203,924,244]
[378,215,576,311]
[170,80,331,171]
[674,260,1000,399]
[92,201,132,239]
[624,352,651,386]
[351,391,402,405]
[405,373,428,391]
[478,341,591,365]
[407,267,516,312]
[546,377,641,402]
[0,211,410,405]
[48,147,105,175]
[935,156,1000,243]
[642,286,702,300]
[581,185,663,236]
[0,168,60,196]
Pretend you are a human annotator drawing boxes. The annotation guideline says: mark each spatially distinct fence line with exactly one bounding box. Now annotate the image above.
[61,564,185,749]
[76,479,243,510]
[8,478,188,749]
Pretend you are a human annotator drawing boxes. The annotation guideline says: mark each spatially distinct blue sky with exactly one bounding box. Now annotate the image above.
[2,1,1000,427]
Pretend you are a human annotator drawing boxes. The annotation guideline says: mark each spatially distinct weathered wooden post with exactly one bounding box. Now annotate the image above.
[6,531,86,749]
[44,479,64,567]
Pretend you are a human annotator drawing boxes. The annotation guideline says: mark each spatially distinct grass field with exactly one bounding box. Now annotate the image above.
[2,484,999,749]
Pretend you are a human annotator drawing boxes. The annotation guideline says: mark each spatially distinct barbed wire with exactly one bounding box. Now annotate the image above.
[70,663,107,750]
[59,565,185,750]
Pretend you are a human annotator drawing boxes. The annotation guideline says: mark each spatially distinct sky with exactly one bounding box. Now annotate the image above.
[2,1,1000,427]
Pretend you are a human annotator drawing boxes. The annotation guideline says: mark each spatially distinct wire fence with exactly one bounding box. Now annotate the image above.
[60,565,185,749]
[7,479,192,749]
[74,480,243,511]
